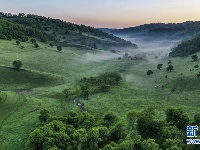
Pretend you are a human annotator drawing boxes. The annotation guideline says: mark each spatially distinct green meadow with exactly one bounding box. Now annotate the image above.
[0,39,200,149]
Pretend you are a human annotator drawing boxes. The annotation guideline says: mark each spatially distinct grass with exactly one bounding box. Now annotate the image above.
[0,39,200,149]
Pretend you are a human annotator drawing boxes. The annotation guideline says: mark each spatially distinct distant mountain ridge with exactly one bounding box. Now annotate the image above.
[101,21,200,40]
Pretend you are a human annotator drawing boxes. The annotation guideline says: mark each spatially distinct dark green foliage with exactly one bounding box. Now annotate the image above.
[147,70,153,76]
[194,64,199,68]
[159,126,183,142]
[137,108,161,139]
[117,140,134,150]
[0,19,28,41]
[127,110,138,130]
[16,40,20,45]
[38,109,49,123]
[168,60,172,64]
[12,60,22,70]
[104,112,117,128]
[99,84,110,92]
[194,113,200,125]
[92,42,97,49]
[167,64,174,72]
[102,144,115,150]
[169,35,200,57]
[0,12,138,49]
[57,46,62,52]
[26,120,71,150]
[30,38,36,44]
[110,122,126,141]
[165,108,189,129]
[191,55,198,61]
[163,139,183,150]
[49,43,54,47]
[87,127,110,149]
[64,111,80,127]
[62,72,122,100]
[26,107,198,150]
[141,139,159,150]
[79,111,95,130]
[81,39,87,46]
[157,64,163,70]
[21,45,25,49]
[34,43,39,48]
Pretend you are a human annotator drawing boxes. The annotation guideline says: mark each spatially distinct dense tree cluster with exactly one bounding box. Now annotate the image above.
[169,35,200,57]
[26,107,199,150]
[0,12,137,48]
[0,19,52,42]
[63,73,122,100]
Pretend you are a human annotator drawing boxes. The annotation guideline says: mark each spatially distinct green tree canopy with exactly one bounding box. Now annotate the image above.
[165,108,189,129]
[12,60,23,70]
[147,70,153,76]
[157,64,163,70]
[191,55,198,61]
[57,45,62,52]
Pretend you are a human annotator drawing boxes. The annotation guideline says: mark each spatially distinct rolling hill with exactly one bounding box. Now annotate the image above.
[0,12,200,150]
[102,21,200,40]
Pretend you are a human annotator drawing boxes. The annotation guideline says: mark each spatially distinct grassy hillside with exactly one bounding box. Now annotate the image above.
[1,13,200,150]
[0,13,137,50]
[0,37,200,149]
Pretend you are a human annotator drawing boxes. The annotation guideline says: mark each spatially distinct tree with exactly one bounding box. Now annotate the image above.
[26,120,70,150]
[157,64,163,70]
[104,112,117,128]
[192,55,198,61]
[81,39,86,46]
[99,84,110,92]
[163,139,183,150]
[12,60,22,70]
[38,109,50,123]
[141,139,159,150]
[159,126,183,141]
[30,38,36,44]
[167,65,173,72]
[34,43,39,48]
[147,70,153,76]
[117,140,134,150]
[168,60,172,64]
[16,40,20,45]
[110,122,126,141]
[194,65,199,69]
[165,108,189,129]
[93,43,97,49]
[83,90,89,100]
[49,43,54,47]
[57,46,62,52]
[127,110,138,130]
[115,75,122,85]
[137,108,161,138]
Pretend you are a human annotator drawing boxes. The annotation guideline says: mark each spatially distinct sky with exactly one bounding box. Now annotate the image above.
[0,0,200,28]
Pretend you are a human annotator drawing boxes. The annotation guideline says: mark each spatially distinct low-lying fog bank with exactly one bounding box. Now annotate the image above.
[82,34,182,63]
[82,51,121,62]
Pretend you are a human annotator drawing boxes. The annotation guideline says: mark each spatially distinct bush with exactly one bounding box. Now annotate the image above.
[12,60,23,70]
